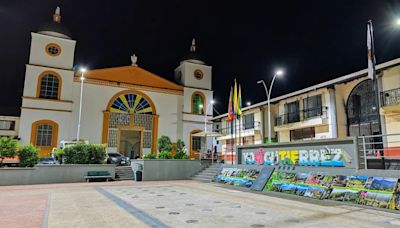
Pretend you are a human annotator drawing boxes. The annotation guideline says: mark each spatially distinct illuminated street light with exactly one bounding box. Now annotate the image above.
[257,69,284,144]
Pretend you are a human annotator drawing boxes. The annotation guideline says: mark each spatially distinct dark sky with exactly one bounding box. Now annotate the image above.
[1,0,400,115]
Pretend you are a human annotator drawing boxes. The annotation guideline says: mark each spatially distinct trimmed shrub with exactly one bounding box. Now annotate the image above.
[143,153,156,159]
[157,150,173,159]
[18,144,39,167]
[174,152,189,159]
[0,137,18,158]
[158,136,173,152]
[63,144,106,164]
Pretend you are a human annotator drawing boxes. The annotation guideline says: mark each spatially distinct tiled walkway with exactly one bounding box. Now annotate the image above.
[1,181,400,227]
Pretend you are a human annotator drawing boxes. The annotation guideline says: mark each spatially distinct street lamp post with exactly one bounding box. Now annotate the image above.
[257,70,283,144]
[199,100,215,162]
[76,68,86,141]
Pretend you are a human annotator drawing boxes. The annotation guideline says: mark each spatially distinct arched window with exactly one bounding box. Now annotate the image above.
[31,120,59,157]
[346,79,381,136]
[192,92,205,114]
[38,72,61,100]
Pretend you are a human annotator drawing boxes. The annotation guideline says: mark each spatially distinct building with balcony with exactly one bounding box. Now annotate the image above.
[213,58,400,162]
[212,108,263,163]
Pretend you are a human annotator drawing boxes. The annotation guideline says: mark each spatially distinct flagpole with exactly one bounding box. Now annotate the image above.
[368,20,383,142]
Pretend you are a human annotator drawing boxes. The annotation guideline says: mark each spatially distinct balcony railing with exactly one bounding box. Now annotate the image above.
[275,106,327,126]
[214,121,261,136]
[381,88,400,107]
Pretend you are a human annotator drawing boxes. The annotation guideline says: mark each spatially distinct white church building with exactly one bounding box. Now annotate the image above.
[18,7,213,158]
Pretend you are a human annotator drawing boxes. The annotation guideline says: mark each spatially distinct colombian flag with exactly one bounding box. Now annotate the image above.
[227,87,234,122]
[237,84,242,117]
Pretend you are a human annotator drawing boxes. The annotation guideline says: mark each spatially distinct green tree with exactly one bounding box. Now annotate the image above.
[0,137,18,166]
[158,136,173,152]
[19,144,39,167]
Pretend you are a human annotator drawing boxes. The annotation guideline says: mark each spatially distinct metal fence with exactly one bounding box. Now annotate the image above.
[275,106,328,126]
[358,133,400,169]
[214,121,261,136]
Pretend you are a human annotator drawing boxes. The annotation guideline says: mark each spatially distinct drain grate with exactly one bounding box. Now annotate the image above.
[250,224,265,228]
[186,220,199,224]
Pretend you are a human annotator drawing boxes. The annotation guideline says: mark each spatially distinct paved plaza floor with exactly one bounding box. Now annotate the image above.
[1,180,400,228]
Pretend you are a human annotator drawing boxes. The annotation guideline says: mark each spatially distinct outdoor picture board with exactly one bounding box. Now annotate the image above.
[250,167,275,191]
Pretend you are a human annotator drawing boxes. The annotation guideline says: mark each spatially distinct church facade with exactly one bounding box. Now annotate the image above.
[18,8,213,158]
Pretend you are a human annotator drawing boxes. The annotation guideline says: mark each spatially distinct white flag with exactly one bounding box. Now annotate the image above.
[367,21,376,80]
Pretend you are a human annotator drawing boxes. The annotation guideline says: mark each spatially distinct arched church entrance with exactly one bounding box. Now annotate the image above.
[102,90,158,157]
[346,79,381,137]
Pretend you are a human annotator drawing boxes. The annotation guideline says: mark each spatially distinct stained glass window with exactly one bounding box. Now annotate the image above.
[39,74,59,100]
[110,94,153,114]
[192,93,204,114]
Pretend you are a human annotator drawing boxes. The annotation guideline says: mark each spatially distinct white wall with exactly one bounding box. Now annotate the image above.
[178,62,212,90]
[23,65,74,101]
[19,109,72,146]
[29,33,76,70]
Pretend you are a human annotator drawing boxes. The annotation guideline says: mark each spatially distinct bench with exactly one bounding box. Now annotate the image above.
[84,171,113,182]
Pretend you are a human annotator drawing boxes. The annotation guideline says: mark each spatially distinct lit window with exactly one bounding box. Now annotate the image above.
[192,93,204,114]
[39,74,59,100]
[35,124,53,147]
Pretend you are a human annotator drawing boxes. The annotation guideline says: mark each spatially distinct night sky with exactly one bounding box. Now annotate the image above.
[1,0,400,116]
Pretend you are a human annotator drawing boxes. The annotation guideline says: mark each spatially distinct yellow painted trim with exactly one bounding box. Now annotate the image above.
[73,78,184,95]
[152,115,159,153]
[22,96,73,104]
[30,120,59,158]
[106,89,157,115]
[26,64,74,72]
[191,91,206,114]
[45,43,62,57]
[189,129,202,159]
[36,70,63,100]
[194,69,204,80]
[102,111,110,144]
[21,107,72,113]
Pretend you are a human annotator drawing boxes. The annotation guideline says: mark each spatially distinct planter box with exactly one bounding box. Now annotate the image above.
[0,164,115,186]
[131,159,207,181]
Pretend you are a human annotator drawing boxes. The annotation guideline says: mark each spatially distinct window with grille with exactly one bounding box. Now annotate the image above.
[45,43,61,56]
[192,93,204,114]
[303,95,322,119]
[290,127,315,141]
[243,113,255,129]
[39,74,59,100]
[35,124,53,147]
[0,120,15,130]
[284,101,300,123]
[192,136,201,151]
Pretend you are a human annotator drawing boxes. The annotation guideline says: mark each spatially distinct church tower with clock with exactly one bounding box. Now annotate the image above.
[174,39,214,158]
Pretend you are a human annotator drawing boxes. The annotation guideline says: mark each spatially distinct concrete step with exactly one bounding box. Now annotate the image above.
[191,177,212,182]
[193,174,215,179]
[200,171,219,175]
[203,168,220,172]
